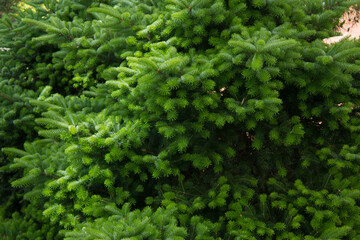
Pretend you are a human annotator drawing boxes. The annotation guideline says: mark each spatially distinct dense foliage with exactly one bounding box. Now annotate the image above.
[1,0,360,239]
[0,0,19,13]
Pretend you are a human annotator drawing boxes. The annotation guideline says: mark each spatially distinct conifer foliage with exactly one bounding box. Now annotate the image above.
[1,0,360,239]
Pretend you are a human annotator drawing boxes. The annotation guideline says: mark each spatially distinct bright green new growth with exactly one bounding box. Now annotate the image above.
[1,0,360,239]
[64,203,187,240]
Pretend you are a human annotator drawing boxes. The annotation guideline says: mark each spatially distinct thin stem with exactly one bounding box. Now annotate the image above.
[180,180,185,193]
[323,174,331,189]
[0,93,15,103]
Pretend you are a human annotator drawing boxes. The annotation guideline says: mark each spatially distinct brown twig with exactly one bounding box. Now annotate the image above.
[0,92,15,102]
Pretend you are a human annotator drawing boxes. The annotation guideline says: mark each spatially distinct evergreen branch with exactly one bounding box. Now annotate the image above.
[262,39,297,52]
[335,61,360,72]
[38,129,68,138]
[106,80,131,90]
[29,99,63,109]
[333,47,360,60]
[2,147,29,156]
[32,33,59,42]
[22,18,62,34]
[11,168,41,187]
[228,39,256,52]
[87,6,122,19]
[35,118,69,128]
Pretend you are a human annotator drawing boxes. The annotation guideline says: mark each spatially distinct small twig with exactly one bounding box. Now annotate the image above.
[41,171,58,179]
[180,180,185,193]
[0,93,15,103]
[171,189,197,197]
[323,174,331,189]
